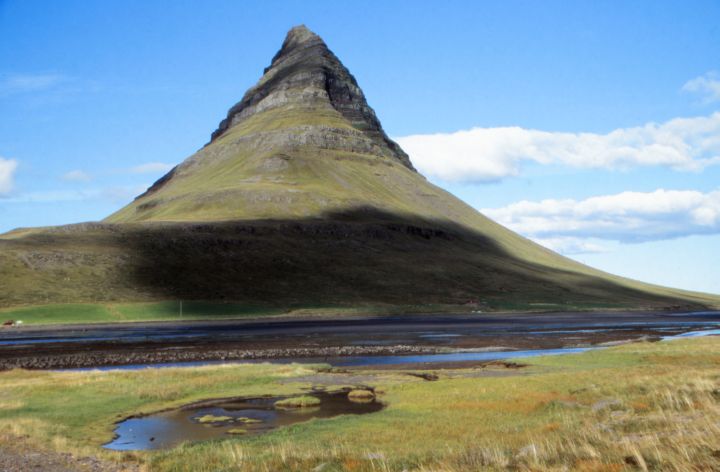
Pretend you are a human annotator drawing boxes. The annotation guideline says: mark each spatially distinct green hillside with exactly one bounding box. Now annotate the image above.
[1,25,718,316]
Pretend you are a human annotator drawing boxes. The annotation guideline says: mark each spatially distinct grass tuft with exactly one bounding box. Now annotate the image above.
[274,396,321,409]
[194,415,233,424]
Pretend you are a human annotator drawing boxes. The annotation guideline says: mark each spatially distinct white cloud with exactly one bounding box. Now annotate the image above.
[396,112,720,182]
[3,190,94,203]
[2,185,146,204]
[483,188,720,244]
[0,73,66,97]
[532,237,609,255]
[102,185,147,203]
[61,170,92,182]
[0,157,18,195]
[130,162,174,174]
[683,72,720,104]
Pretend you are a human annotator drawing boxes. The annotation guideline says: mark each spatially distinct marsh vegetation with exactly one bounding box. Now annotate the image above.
[1,337,719,470]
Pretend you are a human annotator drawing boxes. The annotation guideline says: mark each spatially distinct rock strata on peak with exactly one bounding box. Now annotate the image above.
[208,25,414,171]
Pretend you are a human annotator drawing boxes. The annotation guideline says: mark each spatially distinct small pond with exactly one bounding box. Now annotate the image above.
[104,390,383,451]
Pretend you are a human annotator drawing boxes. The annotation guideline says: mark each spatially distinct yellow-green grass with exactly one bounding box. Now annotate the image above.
[1,337,720,470]
[0,362,323,465]
[237,417,262,424]
[150,338,720,471]
[347,389,375,399]
[274,396,322,409]
[195,415,233,424]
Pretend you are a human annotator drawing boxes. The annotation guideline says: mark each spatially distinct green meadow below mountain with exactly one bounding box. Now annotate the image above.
[1,26,718,316]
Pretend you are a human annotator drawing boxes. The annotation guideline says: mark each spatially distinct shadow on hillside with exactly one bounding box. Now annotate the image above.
[118,207,700,310]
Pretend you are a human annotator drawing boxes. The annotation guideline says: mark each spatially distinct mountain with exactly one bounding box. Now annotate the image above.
[1,26,717,313]
[105,25,418,224]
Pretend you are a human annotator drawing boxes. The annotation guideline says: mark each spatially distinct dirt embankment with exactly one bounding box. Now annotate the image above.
[0,434,138,472]
[0,344,444,371]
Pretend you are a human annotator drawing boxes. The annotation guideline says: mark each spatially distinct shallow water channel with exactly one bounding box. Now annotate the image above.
[104,390,383,451]
[52,325,720,373]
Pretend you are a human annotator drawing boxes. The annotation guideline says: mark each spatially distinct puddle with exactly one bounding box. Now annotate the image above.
[65,346,592,372]
[329,347,591,367]
[418,333,463,339]
[104,390,383,451]
[662,328,720,339]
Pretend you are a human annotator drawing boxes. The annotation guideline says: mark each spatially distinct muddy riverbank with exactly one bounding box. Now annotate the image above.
[0,344,446,370]
[1,311,718,371]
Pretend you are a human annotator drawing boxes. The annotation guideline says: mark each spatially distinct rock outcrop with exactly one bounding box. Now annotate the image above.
[208,25,414,171]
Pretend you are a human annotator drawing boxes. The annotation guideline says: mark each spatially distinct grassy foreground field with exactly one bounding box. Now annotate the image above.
[1,337,719,471]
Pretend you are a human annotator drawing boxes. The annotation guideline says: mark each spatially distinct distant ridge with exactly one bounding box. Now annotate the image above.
[1,26,718,312]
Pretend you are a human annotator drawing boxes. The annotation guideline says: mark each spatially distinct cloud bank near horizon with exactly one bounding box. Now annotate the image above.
[482,188,720,251]
[396,112,720,182]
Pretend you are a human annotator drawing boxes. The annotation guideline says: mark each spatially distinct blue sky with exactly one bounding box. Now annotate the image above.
[1,0,719,294]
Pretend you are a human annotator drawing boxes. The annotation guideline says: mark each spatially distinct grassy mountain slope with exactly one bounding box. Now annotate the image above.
[1,26,718,314]
[2,210,718,312]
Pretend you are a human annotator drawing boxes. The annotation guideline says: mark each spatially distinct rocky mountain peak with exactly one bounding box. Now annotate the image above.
[275,24,323,56]
[286,24,317,41]
[208,25,415,170]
